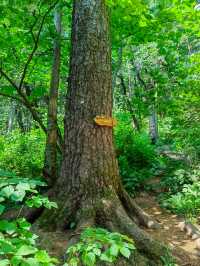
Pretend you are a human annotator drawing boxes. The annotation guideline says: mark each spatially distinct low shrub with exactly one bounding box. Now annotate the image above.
[0,129,45,178]
[64,227,136,266]
[114,112,161,192]
[0,170,58,265]
[160,168,193,194]
[160,167,200,218]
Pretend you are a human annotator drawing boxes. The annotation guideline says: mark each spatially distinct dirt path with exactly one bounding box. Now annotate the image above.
[136,193,200,266]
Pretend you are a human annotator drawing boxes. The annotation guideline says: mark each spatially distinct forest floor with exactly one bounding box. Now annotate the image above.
[135,193,200,266]
[37,193,200,266]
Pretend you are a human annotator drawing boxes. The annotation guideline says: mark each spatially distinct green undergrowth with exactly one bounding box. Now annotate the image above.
[64,227,136,266]
[159,166,200,220]
[0,169,139,266]
[0,129,45,178]
[161,249,176,266]
[0,169,58,265]
[114,112,165,193]
[64,227,175,266]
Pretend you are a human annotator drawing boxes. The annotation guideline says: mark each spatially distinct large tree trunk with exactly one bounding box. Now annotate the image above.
[43,5,62,187]
[39,0,167,264]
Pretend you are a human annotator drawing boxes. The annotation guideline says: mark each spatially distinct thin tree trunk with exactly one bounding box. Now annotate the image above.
[149,104,158,145]
[43,5,62,187]
[119,74,140,132]
[16,104,26,133]
[112,46,123,89]
[7,101,16,134]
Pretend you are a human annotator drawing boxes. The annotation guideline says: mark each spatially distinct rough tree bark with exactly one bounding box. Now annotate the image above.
[39,0,167,264]
[43,5,62,187]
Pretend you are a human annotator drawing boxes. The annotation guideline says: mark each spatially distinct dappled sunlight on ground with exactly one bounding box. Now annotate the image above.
[136,193,200,266]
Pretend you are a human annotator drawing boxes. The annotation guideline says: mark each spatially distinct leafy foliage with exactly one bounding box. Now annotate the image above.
[160,167,200,218]
[0,218,58,266]
[0,170,58,265]
[114,113,162,192]
[161,249,176,266]
[0,168,57,211]
[0,129,45,178]
[65,228,136,266]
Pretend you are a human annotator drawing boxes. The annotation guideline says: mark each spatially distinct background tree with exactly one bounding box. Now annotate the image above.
[43,4,62,187]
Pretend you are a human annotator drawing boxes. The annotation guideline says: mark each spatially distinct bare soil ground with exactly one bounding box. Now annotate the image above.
[135,193,200,266]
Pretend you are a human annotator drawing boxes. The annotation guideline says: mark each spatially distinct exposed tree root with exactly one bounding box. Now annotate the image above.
[178,221,200,251]
[1,206,44,223]
[1,185,169,265]
[34,185,172,265]
[43,196,166,265]
[178,221,200,239]
[98,197,167,262]
[120,190,161,229]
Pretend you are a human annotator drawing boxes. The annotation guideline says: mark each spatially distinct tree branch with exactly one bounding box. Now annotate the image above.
[119,74,140,132]
[0,1,64,152]
[0,68,19,91]
[136,70,148,91]
[29,13,39,44]
[18,0,59,91]
[0,67,47,133]
[0,92,24,103]
[0,67,64,151]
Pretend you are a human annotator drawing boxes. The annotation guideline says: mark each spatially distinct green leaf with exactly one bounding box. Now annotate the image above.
[93,248,101,256]
[15,245,37,256]
[110,244,119,256]
[100,253,114,263]
[121,235,134,243]
[11,256,23,265]
[11,189,26,202]
[22,258,40,266]
[120,246,131,258]
[68,257,79,266]
[0,259,9,266]
[0,170,17,179]
[82,252,96,266]
[16,183,31,192]
[44,201,58,209]
[0,185,14,198]
[0,240,15,254]
[17,218,31,230]
[2,18,10,27]
[35,250,52,263]
[0,204,5,215]
[124,243,136,250]
[0,220,17,234]
[0,197,5,203]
